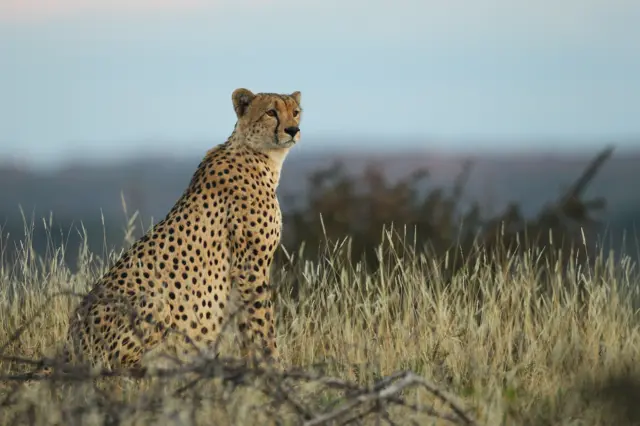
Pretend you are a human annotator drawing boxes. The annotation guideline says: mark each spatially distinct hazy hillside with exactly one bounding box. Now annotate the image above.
[1,143,639,265]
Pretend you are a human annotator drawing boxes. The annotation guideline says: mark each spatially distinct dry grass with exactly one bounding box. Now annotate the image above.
[1,215,640,425]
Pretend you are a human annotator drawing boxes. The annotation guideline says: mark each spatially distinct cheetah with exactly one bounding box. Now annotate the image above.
[63,88,302,371]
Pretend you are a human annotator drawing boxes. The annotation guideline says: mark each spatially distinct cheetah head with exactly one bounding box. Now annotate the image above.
[231,88,302,150]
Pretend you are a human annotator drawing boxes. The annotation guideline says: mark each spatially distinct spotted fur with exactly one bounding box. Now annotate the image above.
[64,88,302,370]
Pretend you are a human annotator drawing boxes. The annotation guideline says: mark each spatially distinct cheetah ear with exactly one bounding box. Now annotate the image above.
[290,91,301,105]
[232,88,255,118]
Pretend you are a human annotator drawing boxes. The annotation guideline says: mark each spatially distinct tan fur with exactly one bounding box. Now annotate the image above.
[64,88,302,370]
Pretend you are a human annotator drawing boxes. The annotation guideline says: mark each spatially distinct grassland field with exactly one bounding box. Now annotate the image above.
[1,214,640,425]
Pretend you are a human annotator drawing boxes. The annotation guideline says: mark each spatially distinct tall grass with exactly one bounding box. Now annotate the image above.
[1,213,640,425]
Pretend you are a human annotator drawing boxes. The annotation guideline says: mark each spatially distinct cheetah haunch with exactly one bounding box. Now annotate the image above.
[66,88,302,370]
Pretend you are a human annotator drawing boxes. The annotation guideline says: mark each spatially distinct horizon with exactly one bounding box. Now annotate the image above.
[0,136,634,173]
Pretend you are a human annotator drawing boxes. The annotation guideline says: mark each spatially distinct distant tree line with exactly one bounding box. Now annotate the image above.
[279,146,616,278]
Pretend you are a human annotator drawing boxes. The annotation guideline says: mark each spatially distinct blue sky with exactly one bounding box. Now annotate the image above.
[1,0,640,167]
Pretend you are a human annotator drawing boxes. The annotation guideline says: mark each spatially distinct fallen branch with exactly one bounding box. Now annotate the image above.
[302,371,477,426]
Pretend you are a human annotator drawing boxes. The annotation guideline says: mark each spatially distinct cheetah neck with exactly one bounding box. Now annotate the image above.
[254,148,287,184]
[265,148,289,172]
[225,134,289,183]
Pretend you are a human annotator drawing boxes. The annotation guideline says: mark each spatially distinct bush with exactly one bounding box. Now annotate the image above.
[282,146,615,280]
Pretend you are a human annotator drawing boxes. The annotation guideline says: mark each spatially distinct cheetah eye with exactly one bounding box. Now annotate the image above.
[266,110,277,117]
[293,110,300,117]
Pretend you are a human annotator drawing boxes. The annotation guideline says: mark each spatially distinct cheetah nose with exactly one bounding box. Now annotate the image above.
[284,126,300,137]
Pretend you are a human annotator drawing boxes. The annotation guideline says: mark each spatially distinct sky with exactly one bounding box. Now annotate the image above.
[1,0,640,167]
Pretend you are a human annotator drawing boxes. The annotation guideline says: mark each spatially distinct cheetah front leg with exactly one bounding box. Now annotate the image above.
[230,252,279,366]
[228,208,280,367]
